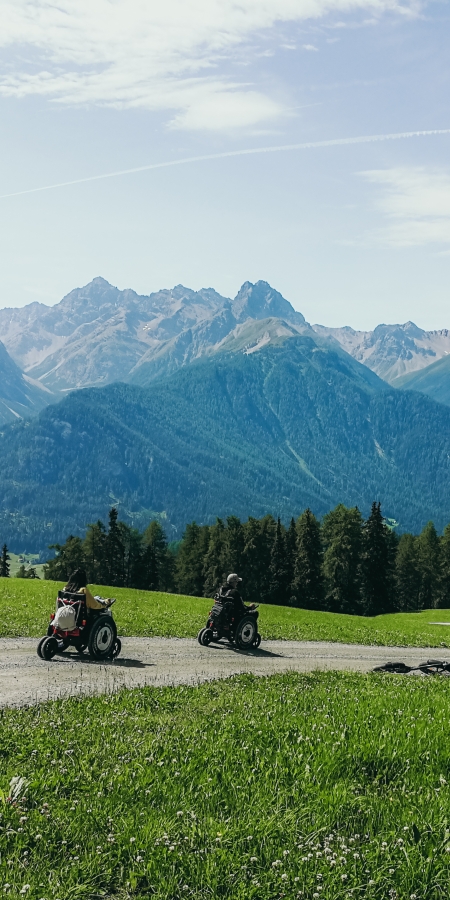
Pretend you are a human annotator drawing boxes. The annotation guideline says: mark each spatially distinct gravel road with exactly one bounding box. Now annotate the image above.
[1,637,448,708]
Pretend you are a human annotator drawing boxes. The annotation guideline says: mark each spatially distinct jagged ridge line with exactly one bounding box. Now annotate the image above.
[1,128,450,199]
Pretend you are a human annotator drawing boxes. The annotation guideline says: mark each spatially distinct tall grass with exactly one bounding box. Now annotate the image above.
[1,673,450,899]
[1,579,450,647]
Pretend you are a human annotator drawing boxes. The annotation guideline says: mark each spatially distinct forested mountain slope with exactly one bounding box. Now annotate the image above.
[0,341,53,426]
[1,334,450,552]
[395,354,450,406]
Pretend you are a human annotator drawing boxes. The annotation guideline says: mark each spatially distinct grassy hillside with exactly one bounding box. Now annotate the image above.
[3,336,450,553]
[2,578,450,647]
[2,672,450,900]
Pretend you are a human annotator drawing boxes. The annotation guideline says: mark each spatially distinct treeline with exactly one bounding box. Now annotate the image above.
[28,502,450,615]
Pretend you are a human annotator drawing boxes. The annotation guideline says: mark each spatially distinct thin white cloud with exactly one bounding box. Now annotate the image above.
[0,0,421,132]
[362,167,450,248]
[1,128,448,200]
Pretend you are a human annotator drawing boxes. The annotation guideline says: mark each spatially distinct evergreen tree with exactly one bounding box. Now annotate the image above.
[223,516,245,576]
[0,543,10,578]
[141,520,173,591]
[285,517,297,603]
[438,523,450,609]
[105,507,125,586]
[175,522,210,596]
[16,564,39,579]
[268,518,289,605]
[417,521,441,609]
[44,535,85,582]
[322,504,362,614]
[203,518,226,597]
[241,517,267,604]
[395,533,421,611]
[83,520,107,583]
[292,509,324,610]
[360,502,394,616]
[119,522,144,589]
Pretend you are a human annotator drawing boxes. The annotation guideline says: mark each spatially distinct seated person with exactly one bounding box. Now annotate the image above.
[219,573,252,621]
[64,568,112,611]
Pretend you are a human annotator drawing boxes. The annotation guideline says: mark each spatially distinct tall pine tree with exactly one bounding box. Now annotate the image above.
[176,522,210,596]
[241,517,267,604]
[202,518,226,597]
[0,544,10,578]
[285,517,297,604]
[360,502,395,616]
[105,507,125,586]
[268,518,289,605]
[292,509,324,609]
[141,520,172,591]
[396,533,421,611]
[417,521,441,609]
[44,535,86,582]
[322,504,362,614]
[438,523,450,609]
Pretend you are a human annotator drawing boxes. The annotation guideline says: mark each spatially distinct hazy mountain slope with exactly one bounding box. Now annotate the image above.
[0,277,309,392]
[313,322,450,384]
[395,354,450,406]
[0,341,53,426]
[1,334,450,553]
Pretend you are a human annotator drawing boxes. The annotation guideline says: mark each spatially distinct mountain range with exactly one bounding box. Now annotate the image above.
[1,277,450,421]
[312,321,450,385]
[2,276,450,552]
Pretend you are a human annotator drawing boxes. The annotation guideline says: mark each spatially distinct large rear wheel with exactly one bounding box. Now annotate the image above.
[235,616,258,650]
[88,617,117,660]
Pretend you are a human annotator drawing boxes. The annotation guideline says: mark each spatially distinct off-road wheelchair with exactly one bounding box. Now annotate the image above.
[198,597,261,650]
[37,589,121,662]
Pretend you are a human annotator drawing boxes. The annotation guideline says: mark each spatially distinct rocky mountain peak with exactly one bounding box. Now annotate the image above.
[232,280,306,326]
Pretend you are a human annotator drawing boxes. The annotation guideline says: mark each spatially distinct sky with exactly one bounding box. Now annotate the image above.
[0,0,449,329]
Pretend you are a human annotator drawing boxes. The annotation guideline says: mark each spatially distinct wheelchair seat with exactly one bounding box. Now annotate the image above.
[57,589,87,627]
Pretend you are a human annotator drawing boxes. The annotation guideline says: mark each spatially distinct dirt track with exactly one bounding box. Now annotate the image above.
[1,637,448,708]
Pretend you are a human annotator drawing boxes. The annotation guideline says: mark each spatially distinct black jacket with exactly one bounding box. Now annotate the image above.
[220,585,246,619]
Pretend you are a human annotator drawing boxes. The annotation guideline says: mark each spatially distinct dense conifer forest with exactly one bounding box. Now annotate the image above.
[3,504,447,616]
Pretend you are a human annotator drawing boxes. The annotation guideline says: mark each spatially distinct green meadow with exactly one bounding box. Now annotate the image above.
[1,578,450,647]
[2,672,450,900]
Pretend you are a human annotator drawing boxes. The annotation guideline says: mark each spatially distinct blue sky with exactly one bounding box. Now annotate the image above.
[0,0,449,329]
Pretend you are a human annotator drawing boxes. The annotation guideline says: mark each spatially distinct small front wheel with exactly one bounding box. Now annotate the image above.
[201,628,213,646]
[253,633,262,649]
[41,636,58,661]
[37,636,47,659]
[197,628,206,645]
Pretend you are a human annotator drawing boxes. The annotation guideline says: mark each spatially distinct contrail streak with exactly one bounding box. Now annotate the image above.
[1,128,450,200]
